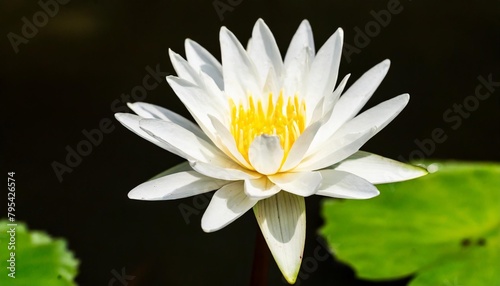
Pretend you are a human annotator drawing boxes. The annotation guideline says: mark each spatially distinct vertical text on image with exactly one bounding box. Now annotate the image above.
[7,172,17,279]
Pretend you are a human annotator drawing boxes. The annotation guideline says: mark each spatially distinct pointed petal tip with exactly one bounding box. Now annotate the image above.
[167,48,175,58]
[414,163,430,176]
[337,27,344,36]
[165,75,178,85]
[114,112,138,124]
[368,188,380,198]
[127,189,144,200]
[283,272,299,284]
[382,58,391,67]
[396,93,410,103]
[297,19,312,36]
[201,214,231,233]
[219,26,229,35]
[201,218,217,233]
[114,113,124,120]
[300,19,311,26]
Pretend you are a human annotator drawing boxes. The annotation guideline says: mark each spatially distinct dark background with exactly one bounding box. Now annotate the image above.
[2,0,500,285]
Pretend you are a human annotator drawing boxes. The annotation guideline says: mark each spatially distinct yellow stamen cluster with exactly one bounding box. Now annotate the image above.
[229,92,307,163]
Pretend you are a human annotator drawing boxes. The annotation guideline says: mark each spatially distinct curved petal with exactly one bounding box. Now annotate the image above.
[301,94,410,171]
[128,171,227,200]
[246,37,254,53]
[336,93,409,136]
[169,49,202,85]
[296,128,376,172]
[327,59,391,132]
[244,177,281,199]
[329,151,428,184]
[127,102,209,141]
[166,76,227,145]
[248,135,284,175]
[139,118,226,163]
[284,20,315,68]
[168,52,228,117]
[184,38,224,90]
[201,181,258,232]
[316,169,379,199]
[303,28,343,121]
[308,74,350,151]
[247,19,284,85]
[209,115,253,169]
[115,113,170,150]
[282,20,315,99]
[281,121,322,172]
[220,26,261,103]
[254,191,306,284]
[269,171,322,197]
[191,160,262,181]
[282,46,312,99]
[321,73,350,119]
[262,66,280,96]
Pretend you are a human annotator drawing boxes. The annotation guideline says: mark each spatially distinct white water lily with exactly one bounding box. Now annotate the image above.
[115,19,427,283]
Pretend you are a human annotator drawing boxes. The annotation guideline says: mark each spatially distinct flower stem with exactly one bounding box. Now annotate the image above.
[250,228,269,286]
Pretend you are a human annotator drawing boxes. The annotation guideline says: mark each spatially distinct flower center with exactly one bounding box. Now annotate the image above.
[229,92,307,163]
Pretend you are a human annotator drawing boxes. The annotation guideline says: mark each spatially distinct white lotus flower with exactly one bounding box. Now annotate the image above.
[115,19,427,283]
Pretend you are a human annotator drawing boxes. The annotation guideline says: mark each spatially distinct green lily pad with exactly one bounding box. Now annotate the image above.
[320,162,500,286]
[0,220,78,285]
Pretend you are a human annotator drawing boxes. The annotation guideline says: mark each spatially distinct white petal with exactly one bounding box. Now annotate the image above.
[128,171,227,200]
[282,46,312,99]
[269,171,322,197]
[300,94,409,171]
[247,19,284,85]
[282,20,315,98]
[262,66,280,96]
[308,74,350,152]
[281,121,322,172]
[220,26,261,102]
[115,113,170,150]
[336,94,409,135]
[254,192,306,284]
[191,160,262,181]
[316,169,379,199]
[168,51,228,115]
[248,135,284,175]
[246,37,254,53]
[327,59,391,132]
[284,20,315,67]
[184,38,224,90]
[166,76,227,148]
[322,73,350,119]
[296,129,376,171]
[329,151,428,184]
[310,78,349,126]
[127,102,209,141]
[209,115,253,169]
[303,28,343,120]
[169,49,202,85]
[244,177,281,199]
[139,118,225,163]
[201,181,257,232]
